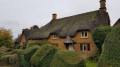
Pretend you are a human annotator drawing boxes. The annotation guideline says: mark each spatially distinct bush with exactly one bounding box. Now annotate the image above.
[98,25,120,67]
[50,50,86,67]
[24,45,39,61]
[28,40,50,47]
[92,26,112,54]
[0,46,9,57]
[9,49,24,55]
[0,54,11,65]
[88,51,100,62]
[30,44,60,67]
[9,49,26,67]
[14,45,21,49]
[22,43,27,49]
[24,45,39,67]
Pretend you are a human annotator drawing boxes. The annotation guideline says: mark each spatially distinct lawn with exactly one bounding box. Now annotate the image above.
[86,60,98,67]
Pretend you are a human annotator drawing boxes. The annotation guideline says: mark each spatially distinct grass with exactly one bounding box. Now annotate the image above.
[86,60,98,67]
[0,65,12,67]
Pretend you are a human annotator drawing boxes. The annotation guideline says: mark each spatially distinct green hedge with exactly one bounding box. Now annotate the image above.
[0,55,11,65]
[30,44,60,67]
[24,45,39,67]
[98,25,120,67]
[24,45,39,61]
[92,26,112,54]
[50,50,86,67]
[9,49,26,67]
[28,40,50,47]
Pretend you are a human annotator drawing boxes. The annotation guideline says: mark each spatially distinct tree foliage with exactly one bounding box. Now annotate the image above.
[98,25,120,67]
[0,28,14,48]
[92,26,112,54]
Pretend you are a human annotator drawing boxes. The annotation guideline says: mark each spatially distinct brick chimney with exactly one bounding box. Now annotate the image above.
[99,0,106,12]
[52,13,57,20]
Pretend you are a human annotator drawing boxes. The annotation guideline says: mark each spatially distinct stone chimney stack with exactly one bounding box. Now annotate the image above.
[52,13,57,20]
[99,0,106,12]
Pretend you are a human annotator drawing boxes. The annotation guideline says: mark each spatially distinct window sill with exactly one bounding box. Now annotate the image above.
[53,38,57,40]
[81,37,88,39]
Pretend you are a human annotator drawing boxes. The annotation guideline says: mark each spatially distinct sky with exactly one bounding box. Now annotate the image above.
[0,0,120,39]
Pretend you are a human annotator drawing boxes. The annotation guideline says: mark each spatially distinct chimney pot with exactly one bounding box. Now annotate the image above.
[52,13,57,20]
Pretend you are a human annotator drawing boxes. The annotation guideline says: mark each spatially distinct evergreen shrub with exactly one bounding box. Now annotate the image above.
[98,25,120,67]
[28,40,50,47]
[0,55,11,65]
[50,50,86,67]
[24,45,39,67]
[9,49,26,67]
[30,44,60,67]
[92,26,112,54]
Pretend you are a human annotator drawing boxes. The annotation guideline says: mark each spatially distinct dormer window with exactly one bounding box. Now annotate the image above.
[81,31,88,38]
[53,34,57,39]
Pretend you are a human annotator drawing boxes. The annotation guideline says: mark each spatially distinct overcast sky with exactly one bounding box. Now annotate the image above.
[0,0,120,39]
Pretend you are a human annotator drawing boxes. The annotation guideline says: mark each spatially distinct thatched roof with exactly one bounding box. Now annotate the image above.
[113,18,120,26]
[15,29,31,44]
[15,10,110,43]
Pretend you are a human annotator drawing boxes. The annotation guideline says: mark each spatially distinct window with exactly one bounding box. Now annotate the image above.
[87,44,90,51]
[81,31,88,38]
[80,43,90,51]
[80,44,83,51]
[84,44,87,51]
[53,34,57,39]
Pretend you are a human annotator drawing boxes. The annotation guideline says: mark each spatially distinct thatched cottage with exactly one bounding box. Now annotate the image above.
[15,0,110,57]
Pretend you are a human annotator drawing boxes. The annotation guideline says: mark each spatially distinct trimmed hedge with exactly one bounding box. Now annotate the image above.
[24,45,39,61]
[30,44,60,67]
[92,26,112,54]
[98,25,120,67]
[24,45,39,67]
[28,40,50,47]
[50,50,86,67]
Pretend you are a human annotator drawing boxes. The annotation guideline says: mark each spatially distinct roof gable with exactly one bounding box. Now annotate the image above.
[113,18,120,26]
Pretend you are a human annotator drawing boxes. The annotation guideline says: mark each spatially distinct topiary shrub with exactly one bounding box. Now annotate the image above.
[50,50,86,67]
[92,26,112,54]
[24,45,39,67]
[98,25,120,67]
[28,40,50,47]
[30,44,60,67]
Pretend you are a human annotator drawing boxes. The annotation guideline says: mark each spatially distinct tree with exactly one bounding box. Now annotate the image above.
[92,26,112,54]
[0,28,14,48]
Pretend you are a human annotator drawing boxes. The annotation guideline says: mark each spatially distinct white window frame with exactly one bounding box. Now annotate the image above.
[81,31,88,38]
[53,34,57,39]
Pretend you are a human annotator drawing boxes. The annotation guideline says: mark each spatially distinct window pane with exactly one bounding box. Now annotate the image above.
[82,32,84,37]
[85,31,87,37]
[54,34,57,38]
[84,44,86,51]
[80,44,83,51]
[87,44,90,51]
